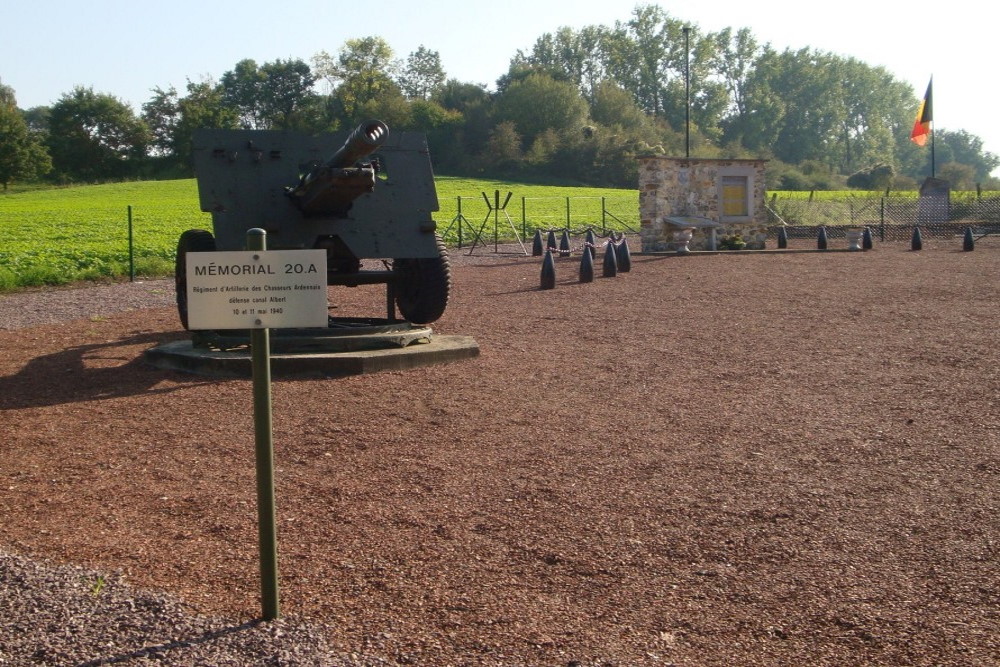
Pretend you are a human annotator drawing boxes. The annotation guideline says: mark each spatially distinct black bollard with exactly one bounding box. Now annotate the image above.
[777,226,788,249]
[546,230,557,253]
[585,228,596,252]
[616,235,632,272]
[963,226,975,252]
[532,229,543,256]
[817,226,828,250]
[862,226,873,251]
[579,244,595,283]
[540,249,556,290]
[911,226,923,251]
[602,240,618,277]
[559,229,571,257]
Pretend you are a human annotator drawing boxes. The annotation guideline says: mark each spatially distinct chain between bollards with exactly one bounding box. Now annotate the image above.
[247,228,280,621]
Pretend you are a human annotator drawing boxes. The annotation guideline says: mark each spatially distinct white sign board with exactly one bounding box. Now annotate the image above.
[186,250,328,330]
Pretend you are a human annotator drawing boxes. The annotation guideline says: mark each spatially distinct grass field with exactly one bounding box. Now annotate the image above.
[2,179,993,290]
[0,178,638,290]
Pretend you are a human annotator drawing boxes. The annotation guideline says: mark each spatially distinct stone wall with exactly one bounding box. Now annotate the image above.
[638,157,768,251]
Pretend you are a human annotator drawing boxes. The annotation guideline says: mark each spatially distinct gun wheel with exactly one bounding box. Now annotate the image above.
[392,234,451,324]
[175,229,217,330]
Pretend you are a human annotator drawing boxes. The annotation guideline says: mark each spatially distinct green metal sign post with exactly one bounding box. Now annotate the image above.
[247,228,280,621]
[184,229,327,621]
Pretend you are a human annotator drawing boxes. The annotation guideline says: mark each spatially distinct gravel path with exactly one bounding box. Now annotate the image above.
[3,240,999,665]
[0,280,175,331]
[0,276,392,665]
[0,550,371,666]
[0,250,526,666]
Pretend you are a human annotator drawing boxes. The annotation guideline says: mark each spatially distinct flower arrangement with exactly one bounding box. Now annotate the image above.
[718,234,747,250]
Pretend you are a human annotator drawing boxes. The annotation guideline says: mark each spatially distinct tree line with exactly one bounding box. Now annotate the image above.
[2,5,998,191]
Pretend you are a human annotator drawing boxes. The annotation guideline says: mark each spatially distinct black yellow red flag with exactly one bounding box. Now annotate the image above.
[911,78,933,146]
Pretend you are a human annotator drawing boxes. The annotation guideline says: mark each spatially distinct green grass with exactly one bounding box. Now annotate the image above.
[0,178,638,290]
[434,176,638,240]
[6,177,989,290]
[0,180,206,289]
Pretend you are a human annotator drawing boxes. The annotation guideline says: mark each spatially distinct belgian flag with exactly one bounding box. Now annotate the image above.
[911,78,933,146]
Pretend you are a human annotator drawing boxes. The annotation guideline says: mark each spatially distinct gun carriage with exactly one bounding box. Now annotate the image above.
[175,120,450,333]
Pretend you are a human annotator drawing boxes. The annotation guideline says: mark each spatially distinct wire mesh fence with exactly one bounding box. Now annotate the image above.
[765,195,1000,244]
[440,194,640,248]
[766,195,1000,226]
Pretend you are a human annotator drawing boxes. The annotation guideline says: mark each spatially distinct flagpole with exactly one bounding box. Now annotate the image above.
[931,119,936,179]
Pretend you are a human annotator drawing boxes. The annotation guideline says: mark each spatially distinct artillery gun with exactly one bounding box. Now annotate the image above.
[176,120,450,332]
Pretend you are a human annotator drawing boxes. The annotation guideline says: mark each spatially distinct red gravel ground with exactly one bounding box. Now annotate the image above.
[2,239,999,665]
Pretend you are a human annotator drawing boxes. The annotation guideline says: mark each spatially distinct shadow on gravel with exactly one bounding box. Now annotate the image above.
[74,620,263,666]
[0,331,216,410]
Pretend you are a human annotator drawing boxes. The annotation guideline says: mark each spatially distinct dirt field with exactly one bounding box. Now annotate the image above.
[2,239,999,665]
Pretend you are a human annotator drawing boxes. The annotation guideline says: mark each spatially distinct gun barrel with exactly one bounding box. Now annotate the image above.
[326,120,389,168]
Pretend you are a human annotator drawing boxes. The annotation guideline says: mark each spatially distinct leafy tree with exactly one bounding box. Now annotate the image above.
[142,86,180,157]
[495,60,572,96]
[937,161,977,190]
[763,48,845,166]
[399,46,446,100]
[710,28,760,122]
[483,121,522,172]
[494,72,588,145]
[590,79,648,131]
[602,6,687,118]
[434,79,489,112]
[46,86,149,181]
[313,37,400,124]
[139,79,239,172]
[833,58,911,172]
[719,43,784,153]
[176,80,239,166]
[679,28,729,143]
[0,83,52,189]
[426,79,493,170]
[405,99,465,171]
[354,89,411,130]
[525,128,561,167]
[935,129,1000,182]
[220,58,318,130]
[515,25,608,101]
[259,59,320,129]
[22,106,50,137]
[0,81,14,106]
[220,59,265,129]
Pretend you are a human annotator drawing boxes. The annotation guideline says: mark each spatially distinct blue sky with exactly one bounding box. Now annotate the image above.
[2,1,994,175]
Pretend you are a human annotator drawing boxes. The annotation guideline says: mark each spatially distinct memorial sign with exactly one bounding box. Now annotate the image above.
[185,250,328,330]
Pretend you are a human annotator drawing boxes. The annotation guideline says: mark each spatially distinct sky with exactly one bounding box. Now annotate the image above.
[2,0,995,175]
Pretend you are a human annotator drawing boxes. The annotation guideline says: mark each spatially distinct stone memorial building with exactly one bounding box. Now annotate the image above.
[638,157,768,251]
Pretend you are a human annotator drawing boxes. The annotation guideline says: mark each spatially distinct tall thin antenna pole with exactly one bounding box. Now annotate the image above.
[683,26,691,158]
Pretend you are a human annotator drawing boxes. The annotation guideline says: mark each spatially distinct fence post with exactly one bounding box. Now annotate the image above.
[879,198,886,242]
[601,197,607,235]
[522,196,527,241]
[493,190,500,251]
[457,196,463,248]
[127,205,135,282]
[565,197,571,230]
